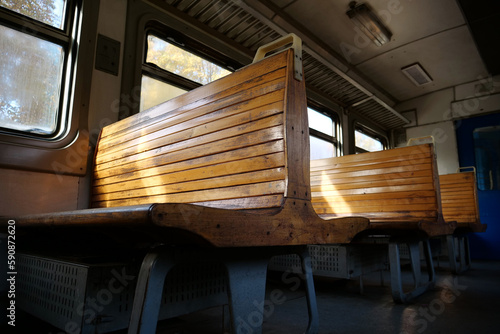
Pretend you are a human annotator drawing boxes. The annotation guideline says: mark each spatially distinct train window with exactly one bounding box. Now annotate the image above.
[0,0,78,138]
[355,127,385,153]
[308,107,338,159]
[140,75,187,112]
[473,126,500,191]
[140,33,232,112]
[0,0,65,28]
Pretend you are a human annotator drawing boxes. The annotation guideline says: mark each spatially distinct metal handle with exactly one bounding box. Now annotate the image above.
[489,170,494,190]
[407,135,435,146]
[457,166,476,174]
[253,33,303,81]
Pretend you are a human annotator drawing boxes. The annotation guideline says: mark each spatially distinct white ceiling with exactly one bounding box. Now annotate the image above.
[159,0,496,129]
[267,0,488,102]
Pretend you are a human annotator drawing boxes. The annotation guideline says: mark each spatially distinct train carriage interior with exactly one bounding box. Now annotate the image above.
[1,0,499,333]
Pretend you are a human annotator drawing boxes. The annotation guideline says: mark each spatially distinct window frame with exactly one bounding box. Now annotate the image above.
[0,0,96,176]
[308,102,340,160]
[0,1,77,140]
[354,123,387,154]
[138,22,240,112]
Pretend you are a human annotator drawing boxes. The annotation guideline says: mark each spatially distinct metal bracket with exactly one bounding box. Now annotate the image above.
[407,135,435,146]
[457,166,476,174]
[253,33,303,81]
[296,247,319,334]
[447,234,471,274]
[389,238,435,303]
[128,246,319,334]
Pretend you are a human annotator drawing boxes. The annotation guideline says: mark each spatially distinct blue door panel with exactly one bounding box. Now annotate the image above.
[455,113,500,260]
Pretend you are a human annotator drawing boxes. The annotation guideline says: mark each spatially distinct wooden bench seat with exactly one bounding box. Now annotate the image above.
[440,171,486,233]
[9,37,369,334]
[311,144,455,236]
[306,144,456,302]
[439,171,487,273]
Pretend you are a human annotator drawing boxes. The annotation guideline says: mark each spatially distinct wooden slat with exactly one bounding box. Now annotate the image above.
[97,89,284,159]
[93,167,286,202]
[318,211,437,221]
[311,159,432,177]
[311,176,434,192]
[93,169,285,203]
[312,182,436,197]
[311,190,438,202]
[99,69,287,148]
[97,84,286,160]
[310,144,443,226]
[93,153,285,195]
[310,144,432,169]
[95,111,284,172]
[93,181,286,208]
[313,203,438,213]
[192,195,285,210]
[312,196,437,208]
[94,140,284,187]
[91,50,299,211]
[439,173,474,185]
[99,51,290,139]
[310,169,433,186]
[439,172,480,224]
[94,126,284,179]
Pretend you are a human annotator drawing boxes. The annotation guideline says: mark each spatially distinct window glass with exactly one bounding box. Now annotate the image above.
[355,129,383,152]
[310,136,335,160]
[473,126,500,191]
[146,35,231,85]
[140,75,187,112]
[308,107,333,136]
[308,107,337,160]
[0,0,66,29]
[0,25,64,135]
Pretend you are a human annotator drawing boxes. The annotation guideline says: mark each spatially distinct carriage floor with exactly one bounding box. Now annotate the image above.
[4,259,500,334]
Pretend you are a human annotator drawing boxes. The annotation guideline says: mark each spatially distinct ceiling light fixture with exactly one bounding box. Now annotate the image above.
[401,63,433,86]
[346,1,392,46]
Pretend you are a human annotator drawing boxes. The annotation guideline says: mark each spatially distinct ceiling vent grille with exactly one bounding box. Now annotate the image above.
[401,63,433,86]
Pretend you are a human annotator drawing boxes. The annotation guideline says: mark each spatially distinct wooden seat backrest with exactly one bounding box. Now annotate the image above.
[91,49,310,210]
[439,172,479,224]
[310,144,443,223]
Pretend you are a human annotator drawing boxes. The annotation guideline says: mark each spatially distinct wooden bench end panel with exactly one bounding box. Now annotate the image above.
[92,50,308,212]
[440,172,481,225]
[311,144,442,224]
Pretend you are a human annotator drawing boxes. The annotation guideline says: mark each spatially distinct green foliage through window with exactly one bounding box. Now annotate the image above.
[0,0,65,29]
[355,129,384,153]
[146,35,231,85]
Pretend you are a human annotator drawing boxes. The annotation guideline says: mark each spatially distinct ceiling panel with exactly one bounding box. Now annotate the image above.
[274,0,466,65]
[356,25,487,101]
[160,0,410,130]
[156,0,494,130]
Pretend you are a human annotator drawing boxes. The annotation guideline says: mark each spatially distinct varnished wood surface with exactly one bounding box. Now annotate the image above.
[310,144,455,236]
[9,49,370,247]
[311,145,441,222]
[13,200,369,247]
[439,172,486,232]
[92,52,292,209]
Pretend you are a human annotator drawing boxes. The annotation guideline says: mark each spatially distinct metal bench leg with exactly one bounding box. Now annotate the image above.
[128,251,176,334]
[463,235,472,270]
[224,257,269,334]
[298,248,319,334]
[389,239,435,303]
[447,234,472,274]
